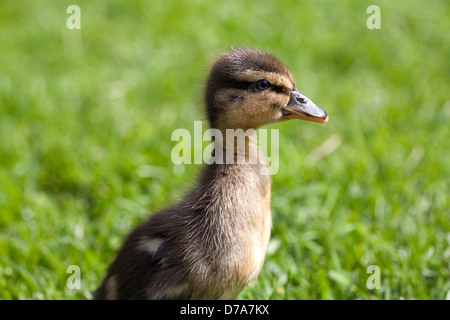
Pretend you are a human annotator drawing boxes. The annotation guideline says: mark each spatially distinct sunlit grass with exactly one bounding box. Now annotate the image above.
[0,0,448,300]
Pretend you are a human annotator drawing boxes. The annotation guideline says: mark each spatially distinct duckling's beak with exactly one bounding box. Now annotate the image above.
[282,90,328,123]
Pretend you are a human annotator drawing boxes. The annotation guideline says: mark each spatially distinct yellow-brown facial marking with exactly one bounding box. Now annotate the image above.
[210,68,295,130]
[205,48,292,128]
[205,48,327,129]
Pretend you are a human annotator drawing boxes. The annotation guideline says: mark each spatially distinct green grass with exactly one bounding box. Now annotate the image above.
[0,0,449,300]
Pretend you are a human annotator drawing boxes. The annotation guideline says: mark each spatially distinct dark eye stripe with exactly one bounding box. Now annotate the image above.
[220,79,253,90]
[216,78,290,94]
[272,85,289,95]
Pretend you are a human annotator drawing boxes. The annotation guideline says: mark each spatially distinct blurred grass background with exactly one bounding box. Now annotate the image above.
[0,0,449,299]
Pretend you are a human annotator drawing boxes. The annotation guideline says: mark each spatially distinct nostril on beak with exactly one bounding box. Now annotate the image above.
[297,97,307,104]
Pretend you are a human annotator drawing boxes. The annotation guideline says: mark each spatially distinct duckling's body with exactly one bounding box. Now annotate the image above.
[95,48,327,300]
[96,154,271,299]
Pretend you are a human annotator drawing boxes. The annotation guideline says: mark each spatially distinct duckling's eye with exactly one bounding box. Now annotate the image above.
[255,79,271,91]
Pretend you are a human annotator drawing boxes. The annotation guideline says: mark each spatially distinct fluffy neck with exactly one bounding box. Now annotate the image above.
[208,127,269,170]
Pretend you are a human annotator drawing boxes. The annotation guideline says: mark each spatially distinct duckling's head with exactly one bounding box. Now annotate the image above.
[205,48,328,130]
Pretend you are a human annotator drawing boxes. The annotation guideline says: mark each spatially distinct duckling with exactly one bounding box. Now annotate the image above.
[94,47,328,300]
